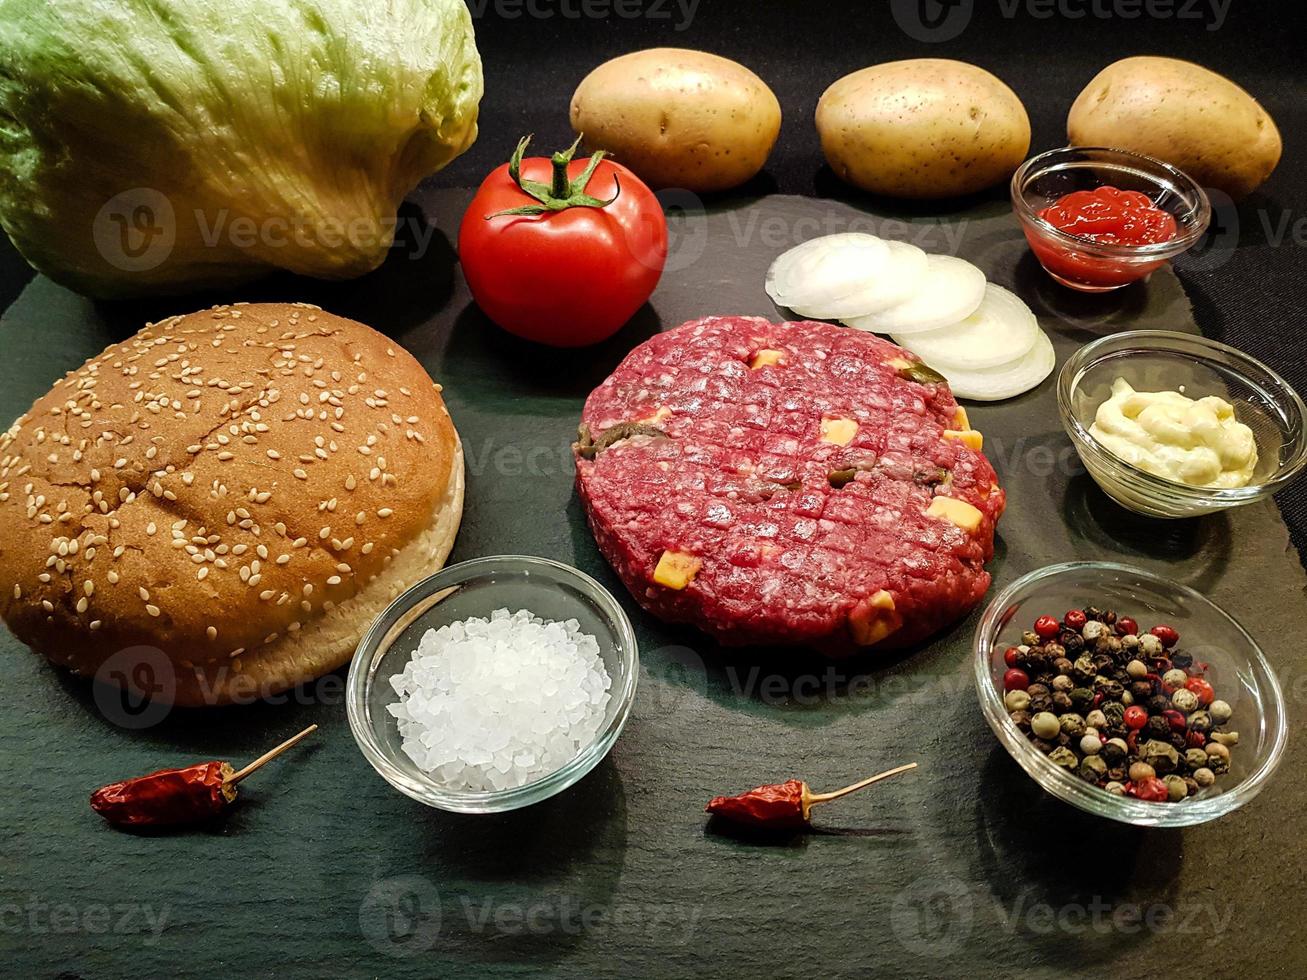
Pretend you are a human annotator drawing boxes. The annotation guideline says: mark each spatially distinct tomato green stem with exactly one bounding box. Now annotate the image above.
[487,134,621,219]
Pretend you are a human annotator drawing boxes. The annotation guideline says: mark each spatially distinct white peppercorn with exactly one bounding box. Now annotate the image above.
[1162,668,1188,689]
[1082,621,1109,641]
[1138,633,1163,657]
[1164,774,1189,801]
[1105,781,1126,795]
[1209,699,1233,724]
[1004,689,1031,712]
[1170,688,1199,713]
[1030,712,1060,740]
[1193,767,1216,787]
[1086,709,1107,729]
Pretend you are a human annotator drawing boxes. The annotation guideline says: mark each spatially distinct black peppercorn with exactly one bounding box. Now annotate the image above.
[1146,716,1170,739]
[1032,738,1056,754]
[1085,605,1104,622]
[1026,682,1049,699]
[1009,710,1032,731]
[1027,694,1052,714]
[1103,610,1117,626]
[1169,732,1188,752]
[1056,732,1073,747]
[1052,691,1073,713]
[1052,657,1074,675]
[1148,694,1170,715]
[1171,652,1193,669]
[1106,766,1126,783]
[1062,633,1085,654]
[1070,687,1095,710]
[1044,642,1066,661]
[1130,681,1154,701]
[1072,655,1096,683]
[1091,653,1114,675]
[1102,702,1125,727]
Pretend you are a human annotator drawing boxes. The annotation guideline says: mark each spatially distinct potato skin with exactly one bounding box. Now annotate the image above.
[816,59,1030,199]
[1067,57,1281,200]
[570,48,781,193]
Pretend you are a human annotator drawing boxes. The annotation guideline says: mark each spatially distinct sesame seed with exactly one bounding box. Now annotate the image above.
[89,620,102,631]
[83,580,94,596]
[146,604,160,617]
[206,626,218,640]
[377,508,393,518]
[319,527,330,539]
[107,570,119,584]
[326,575,342,586]
[197,567,208,581]
[138,587,150,601]
[146,522,156,535]
[76,597,88,614]
[267,449,281,459]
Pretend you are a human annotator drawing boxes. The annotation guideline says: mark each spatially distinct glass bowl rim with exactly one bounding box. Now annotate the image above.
[345,554,640,813]
[1057,330,1307,505]
[1011,145,1212,258]
[973,560,1288,827]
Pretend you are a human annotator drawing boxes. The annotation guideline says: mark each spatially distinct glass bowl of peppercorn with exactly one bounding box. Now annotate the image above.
[974,561,1287,827]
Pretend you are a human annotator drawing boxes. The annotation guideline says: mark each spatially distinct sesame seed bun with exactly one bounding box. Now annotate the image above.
[0,302,464,707]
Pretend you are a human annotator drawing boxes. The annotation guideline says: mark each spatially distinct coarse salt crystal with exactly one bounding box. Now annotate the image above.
[387,608,612,792]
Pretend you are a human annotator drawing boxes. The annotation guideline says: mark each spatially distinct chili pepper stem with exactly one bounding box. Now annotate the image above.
[804,763,919,808]
[226,725,318,786]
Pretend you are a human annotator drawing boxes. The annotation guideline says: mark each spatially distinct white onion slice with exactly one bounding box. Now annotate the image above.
[934,330,1057,402]
[765,233,889,310]
[843,255,986,335]
[790,240,929,320]
[890,284,1038,370]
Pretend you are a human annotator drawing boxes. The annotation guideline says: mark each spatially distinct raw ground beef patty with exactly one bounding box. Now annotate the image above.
[573,315,1006,654]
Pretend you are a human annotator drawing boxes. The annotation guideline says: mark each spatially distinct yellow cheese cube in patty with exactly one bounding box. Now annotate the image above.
[869,589,895,611]
[654,550,702,590]
[750,349,785,369]
[820,418,858,446]
[943,429,983,451]
[850,590,900,645]
[926,496,984,532]
[953,406,971,430]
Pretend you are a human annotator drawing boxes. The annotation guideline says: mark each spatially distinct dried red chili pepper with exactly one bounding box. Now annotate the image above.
[90,725,316,829]
[705,762,918,830]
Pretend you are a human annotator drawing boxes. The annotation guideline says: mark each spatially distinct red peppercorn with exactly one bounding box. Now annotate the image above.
[1185,731,1206,749]
[1129,776,1170,802]
[1185,676,1215,706]
[1116,617,1139,636]
[1003,647,1020,667]
[1150,625,1179,648]
[1003,668,1030,692]
[1123,705,1148,730]
[1163,709,1187,733]
[1034,615,1060,640]
[1063,609,1088,631]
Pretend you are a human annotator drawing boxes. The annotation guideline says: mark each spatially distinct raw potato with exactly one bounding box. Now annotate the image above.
[570,48,781,193]
[1067,57,1281,200]
[816,60,1030,199]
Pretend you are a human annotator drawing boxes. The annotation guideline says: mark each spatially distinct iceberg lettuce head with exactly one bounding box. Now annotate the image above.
[0,0,482,296]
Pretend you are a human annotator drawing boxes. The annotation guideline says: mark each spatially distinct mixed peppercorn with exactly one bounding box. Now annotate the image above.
[1001,608,1238,803]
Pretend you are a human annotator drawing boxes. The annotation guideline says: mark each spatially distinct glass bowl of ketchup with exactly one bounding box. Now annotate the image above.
[1012,146,1211,292]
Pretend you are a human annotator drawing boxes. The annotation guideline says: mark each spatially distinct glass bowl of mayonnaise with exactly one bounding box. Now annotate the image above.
[1059,331,1307,518]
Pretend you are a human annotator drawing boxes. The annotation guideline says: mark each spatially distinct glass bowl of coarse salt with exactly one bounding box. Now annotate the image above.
[347,555,639,813]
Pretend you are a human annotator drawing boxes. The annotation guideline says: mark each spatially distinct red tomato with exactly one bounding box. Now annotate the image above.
[459,138,668,347]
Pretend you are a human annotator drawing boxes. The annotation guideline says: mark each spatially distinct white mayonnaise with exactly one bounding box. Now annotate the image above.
[1089,377,1258,488]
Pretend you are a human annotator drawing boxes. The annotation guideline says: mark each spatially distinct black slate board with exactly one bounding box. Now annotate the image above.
[1,192,1303,978]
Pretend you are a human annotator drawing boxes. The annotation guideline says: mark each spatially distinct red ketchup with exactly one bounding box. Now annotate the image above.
[1026,186,1179,290]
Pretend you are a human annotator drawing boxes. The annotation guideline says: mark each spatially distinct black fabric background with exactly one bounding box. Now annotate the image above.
[2,0,1304,563]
